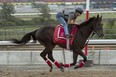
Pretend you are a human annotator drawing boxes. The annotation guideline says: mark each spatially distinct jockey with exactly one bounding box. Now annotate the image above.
[56,7,83,38]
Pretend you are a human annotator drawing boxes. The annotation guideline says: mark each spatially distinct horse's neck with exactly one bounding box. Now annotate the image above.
[78,17,94,40]
[79,24,92,40]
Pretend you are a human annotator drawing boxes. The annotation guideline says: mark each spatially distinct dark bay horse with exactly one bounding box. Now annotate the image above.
[12,15,104,72]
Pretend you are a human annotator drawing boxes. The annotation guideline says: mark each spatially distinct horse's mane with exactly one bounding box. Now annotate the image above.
[79,16,95,26]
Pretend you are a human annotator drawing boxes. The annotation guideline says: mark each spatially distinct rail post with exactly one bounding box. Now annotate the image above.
[85,0,90,56]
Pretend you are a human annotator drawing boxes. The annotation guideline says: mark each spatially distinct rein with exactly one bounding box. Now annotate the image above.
[84,31,95,47]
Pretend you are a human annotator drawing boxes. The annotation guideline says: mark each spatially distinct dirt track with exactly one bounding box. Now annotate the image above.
[0,65,116,77]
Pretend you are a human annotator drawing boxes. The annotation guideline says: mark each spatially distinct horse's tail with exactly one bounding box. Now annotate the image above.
[11,30,37,45]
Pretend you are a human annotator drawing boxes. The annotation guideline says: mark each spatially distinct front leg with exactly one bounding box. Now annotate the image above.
[74,51,87,69]
[61,51,78,68]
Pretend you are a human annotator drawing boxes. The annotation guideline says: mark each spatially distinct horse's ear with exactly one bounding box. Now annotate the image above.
[100,15,102,19]
[97,14,99,18]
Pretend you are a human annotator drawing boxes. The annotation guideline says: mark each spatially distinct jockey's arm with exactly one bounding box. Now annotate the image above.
[67,18,76,25]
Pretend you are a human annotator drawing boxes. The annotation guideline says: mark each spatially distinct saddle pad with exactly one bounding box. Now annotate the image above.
[53,25,77,45]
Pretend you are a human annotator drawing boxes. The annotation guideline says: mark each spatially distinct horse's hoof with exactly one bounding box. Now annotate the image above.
[74,66,79,69]
[49,69,52,72]
[49,67,53,72]
[60,66,64,72]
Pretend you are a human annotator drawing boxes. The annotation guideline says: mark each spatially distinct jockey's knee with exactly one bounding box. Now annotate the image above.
[56,12,63,18]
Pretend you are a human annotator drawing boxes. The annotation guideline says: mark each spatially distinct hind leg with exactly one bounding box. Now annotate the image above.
[47,50,64,72]
[40,48,53,72]
[40,45,64,72]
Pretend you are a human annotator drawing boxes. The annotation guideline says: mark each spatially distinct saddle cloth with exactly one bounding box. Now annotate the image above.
[53,25,78,45]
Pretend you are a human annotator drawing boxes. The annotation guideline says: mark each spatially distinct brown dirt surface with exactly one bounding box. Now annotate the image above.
[0,65,116,77]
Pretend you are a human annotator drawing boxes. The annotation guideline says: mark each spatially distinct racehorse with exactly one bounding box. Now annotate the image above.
[11,15,104,72]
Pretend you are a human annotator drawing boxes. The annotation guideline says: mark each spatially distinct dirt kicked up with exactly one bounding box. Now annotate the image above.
[0,65,116,77]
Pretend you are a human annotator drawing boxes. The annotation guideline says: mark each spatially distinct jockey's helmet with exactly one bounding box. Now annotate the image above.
[75,7,83,14]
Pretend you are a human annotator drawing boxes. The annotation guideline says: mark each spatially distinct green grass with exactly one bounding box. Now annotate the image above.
[89,13,116,18]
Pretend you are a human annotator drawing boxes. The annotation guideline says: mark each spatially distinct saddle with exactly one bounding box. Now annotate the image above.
[53,25,78,45]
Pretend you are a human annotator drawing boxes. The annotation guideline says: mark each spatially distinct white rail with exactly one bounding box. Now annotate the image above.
[12,11,116,16]
[88,39,116,45]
